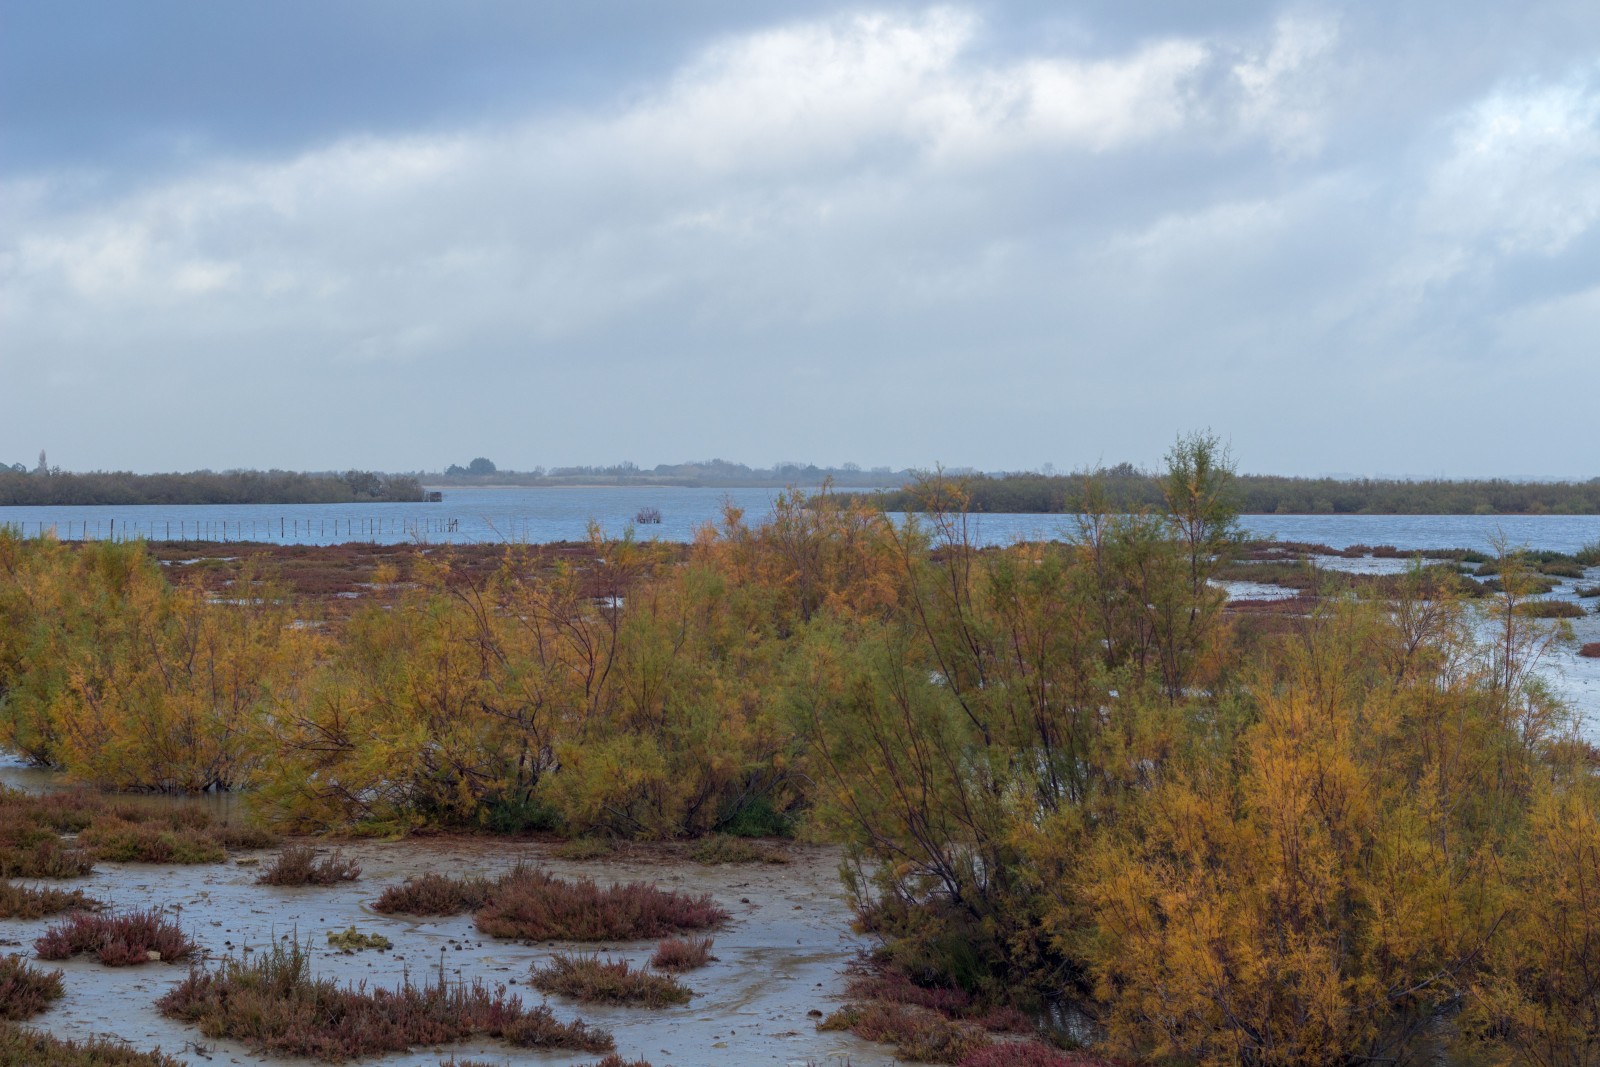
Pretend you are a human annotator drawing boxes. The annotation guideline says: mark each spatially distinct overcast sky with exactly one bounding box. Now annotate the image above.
[3,1,1598,477]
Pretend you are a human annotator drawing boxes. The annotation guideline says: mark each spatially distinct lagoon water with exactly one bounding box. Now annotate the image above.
[2,485,1597,552]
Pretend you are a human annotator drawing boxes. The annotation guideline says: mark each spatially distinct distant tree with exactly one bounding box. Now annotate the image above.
[342,470,382,498]
[444,464,467,476]
[467,457,497,475]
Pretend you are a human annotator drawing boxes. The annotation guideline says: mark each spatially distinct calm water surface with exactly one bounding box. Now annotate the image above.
[2,486,1596,552]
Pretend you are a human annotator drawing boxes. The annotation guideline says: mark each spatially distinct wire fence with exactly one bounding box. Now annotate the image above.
[0,516,462,543]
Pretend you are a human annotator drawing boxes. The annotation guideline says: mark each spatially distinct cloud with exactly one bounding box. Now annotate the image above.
[0,4,1596,475]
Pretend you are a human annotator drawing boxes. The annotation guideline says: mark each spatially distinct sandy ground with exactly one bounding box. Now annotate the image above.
[2,837,898,1067]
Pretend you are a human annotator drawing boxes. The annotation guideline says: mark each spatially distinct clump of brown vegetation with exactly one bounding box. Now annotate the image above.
[1515,600,1585,618]
[842,961,1033,1033]
[687,835,788,865]
[0,786,275,877]
[373,871,495,915]
[820,1001,988,1064]
[528,954,691,1007]
[1580,642,1600,658]
[33,909,196,966]
[0,880,102,919]
[583,1057,655,1067]
[256,844,361,886]
[375,864,726,942]
[0,836,94,879]
[0,954,64,1020]
[0,1022,184,1066]
[475,866,727,941]
[158,940,613,1060]
[76,818,225,864]
[649,935,715,972]
[960,1043,1116,1067]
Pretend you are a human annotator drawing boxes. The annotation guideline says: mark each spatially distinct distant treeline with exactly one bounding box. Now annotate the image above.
[431,457,912,488]
[864,466,1600,515]
[0,467,425,506]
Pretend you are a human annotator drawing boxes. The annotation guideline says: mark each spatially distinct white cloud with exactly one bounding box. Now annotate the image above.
[1423,66,1600,256]
[1,4,1594,475]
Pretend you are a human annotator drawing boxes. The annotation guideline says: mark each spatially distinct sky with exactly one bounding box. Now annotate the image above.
[2,1,1598,478]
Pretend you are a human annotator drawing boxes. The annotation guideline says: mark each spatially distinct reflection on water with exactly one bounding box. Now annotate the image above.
[0,750,252,822]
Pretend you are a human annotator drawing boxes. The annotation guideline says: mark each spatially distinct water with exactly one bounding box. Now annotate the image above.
[3,487,1597,552]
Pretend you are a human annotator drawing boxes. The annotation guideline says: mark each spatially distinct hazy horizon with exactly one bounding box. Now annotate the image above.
[4,2,1598,478]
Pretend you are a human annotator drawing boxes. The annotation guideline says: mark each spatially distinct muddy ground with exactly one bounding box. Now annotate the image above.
[2,837,897,1067]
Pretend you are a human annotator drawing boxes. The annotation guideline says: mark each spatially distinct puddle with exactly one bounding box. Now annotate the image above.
[1212,579,1300,601]
[4,839,895,1066]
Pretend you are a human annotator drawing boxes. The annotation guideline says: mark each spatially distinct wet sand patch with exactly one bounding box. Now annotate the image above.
[4,839,896,1066]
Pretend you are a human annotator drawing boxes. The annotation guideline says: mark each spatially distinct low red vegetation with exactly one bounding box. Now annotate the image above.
[649,935,715,972]
[0,954,64,1020]
[820,1001,988,1064]
[530,953,692,1007]
[77,819,226,864]
[844,964,1032,1033]
[158,940,612,1060]
[256,844,361,886]
[0,1023,184,1066]
[1579,643,1600,658]
[373,871,494,915]
[34,909,196,966]
[476,866,727,941]
[960,1042,1119,1067]
[0,880,102,919]
[376,864,726,942]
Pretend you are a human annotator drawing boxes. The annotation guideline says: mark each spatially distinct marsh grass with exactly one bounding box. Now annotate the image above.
[649,935,715,972]
[475,866,727,941]
[0,1023,184,1066]
[373,872,495,915]
[960,1044,1116,1067]
[34,909,196,966]
[158,939,613,1060]
[0,786,275,873]
[688,835,789,865]
[256,844,361,886]
[375,863,727,941]
[0,838,94,879]
[820,1001,988,1064]
[0,954,63,1020]
[77,819,226,864]
[1515,601,1585,619]
[529,954,691,1007]
[843,963,1033,1033]
[0,880,102,919]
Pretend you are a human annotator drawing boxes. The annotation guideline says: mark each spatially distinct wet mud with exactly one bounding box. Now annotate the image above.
[3,838,896,1066]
